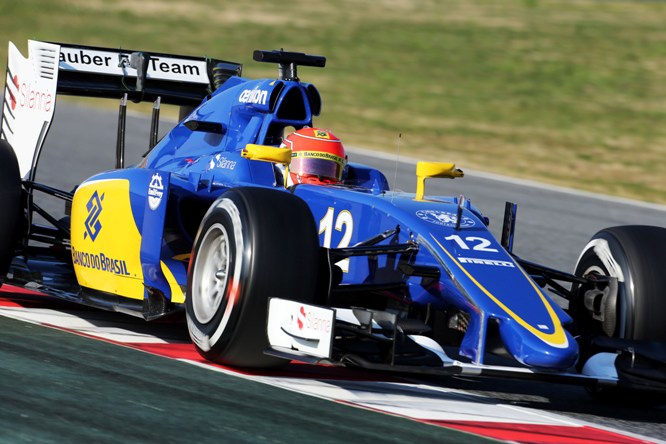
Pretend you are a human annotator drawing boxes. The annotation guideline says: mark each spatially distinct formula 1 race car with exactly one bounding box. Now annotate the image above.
[1,40,665,401]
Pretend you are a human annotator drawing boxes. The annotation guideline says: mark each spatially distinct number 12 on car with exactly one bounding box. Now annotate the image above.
[444,234,499,253]
[319,207,353,272]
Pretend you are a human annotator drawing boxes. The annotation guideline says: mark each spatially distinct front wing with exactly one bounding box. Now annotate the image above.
[266,298,666,395]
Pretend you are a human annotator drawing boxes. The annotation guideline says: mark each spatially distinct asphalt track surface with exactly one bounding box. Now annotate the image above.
[0,313,491,444]
[1,101,665,442]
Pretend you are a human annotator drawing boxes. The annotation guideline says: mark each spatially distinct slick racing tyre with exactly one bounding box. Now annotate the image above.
[186,187,320,368]
[574,226,666,403]
[0,140,22,277]
[573,225,666,342]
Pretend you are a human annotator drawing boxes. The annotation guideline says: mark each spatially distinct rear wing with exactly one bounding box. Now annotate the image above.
[54,42,242,105]
[1,40,242,179]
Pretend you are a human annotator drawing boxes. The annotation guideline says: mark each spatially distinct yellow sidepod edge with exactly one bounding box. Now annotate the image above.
[70,179,145,299]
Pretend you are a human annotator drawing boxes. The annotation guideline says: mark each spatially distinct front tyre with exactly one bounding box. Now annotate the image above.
[186,187,319,368]
[574,226,666,403]
[573,225,666,342]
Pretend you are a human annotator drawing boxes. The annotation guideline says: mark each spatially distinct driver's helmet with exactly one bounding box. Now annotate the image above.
[281,128,346,185]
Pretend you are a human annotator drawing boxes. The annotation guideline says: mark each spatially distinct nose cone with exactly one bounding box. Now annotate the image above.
[500,321,579,370]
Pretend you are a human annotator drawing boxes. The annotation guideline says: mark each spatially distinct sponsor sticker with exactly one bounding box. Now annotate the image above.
[208,154,237,171]
[238,88,268,105]
[293,305,333,336]
[9,74,54,113]
[458,257,515,267]
[71,246,131,276]
[58,47,208,83]
[267,298,334,358]
[148,173,164,211]
[84,191,104,241]
[416,209,475,228]
[292,150,345,166]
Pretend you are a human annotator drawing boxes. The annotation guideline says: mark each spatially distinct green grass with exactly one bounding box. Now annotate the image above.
[1,0,666,203]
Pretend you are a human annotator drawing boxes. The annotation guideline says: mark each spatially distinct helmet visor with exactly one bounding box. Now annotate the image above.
[291,151,345,181]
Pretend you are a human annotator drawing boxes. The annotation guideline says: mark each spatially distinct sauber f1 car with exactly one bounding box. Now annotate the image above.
[1,40,666,401]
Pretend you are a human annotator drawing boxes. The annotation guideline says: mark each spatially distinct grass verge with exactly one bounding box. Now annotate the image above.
[1,0,665,203]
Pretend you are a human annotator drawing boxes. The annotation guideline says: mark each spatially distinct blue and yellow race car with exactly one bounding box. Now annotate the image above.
[1,40,665,401]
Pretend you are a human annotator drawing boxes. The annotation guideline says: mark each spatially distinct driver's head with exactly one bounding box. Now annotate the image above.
[281,128,346,185]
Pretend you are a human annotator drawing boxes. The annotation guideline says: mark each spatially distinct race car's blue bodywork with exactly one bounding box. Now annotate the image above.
[75,54,574,369]
[2,41,665,396]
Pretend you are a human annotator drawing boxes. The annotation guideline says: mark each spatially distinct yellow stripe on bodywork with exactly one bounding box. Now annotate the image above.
[161,261,185,304]
[431,234,568,347]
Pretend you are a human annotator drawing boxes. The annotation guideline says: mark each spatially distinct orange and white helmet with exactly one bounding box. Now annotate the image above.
[281,128,346,185]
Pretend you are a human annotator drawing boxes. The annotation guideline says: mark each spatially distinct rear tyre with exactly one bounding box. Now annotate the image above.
[186,187,319,368]
[0,140,22,278]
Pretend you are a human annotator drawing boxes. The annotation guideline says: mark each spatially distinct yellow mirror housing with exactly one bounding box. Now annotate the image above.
[242,144,292,165]
[415,161,464,201]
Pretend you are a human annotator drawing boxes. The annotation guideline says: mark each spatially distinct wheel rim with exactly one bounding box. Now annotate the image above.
[578,249,626,338]
[192,222,230,324]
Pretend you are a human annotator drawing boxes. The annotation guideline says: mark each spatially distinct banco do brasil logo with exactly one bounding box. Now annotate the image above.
[84,191,104,241]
